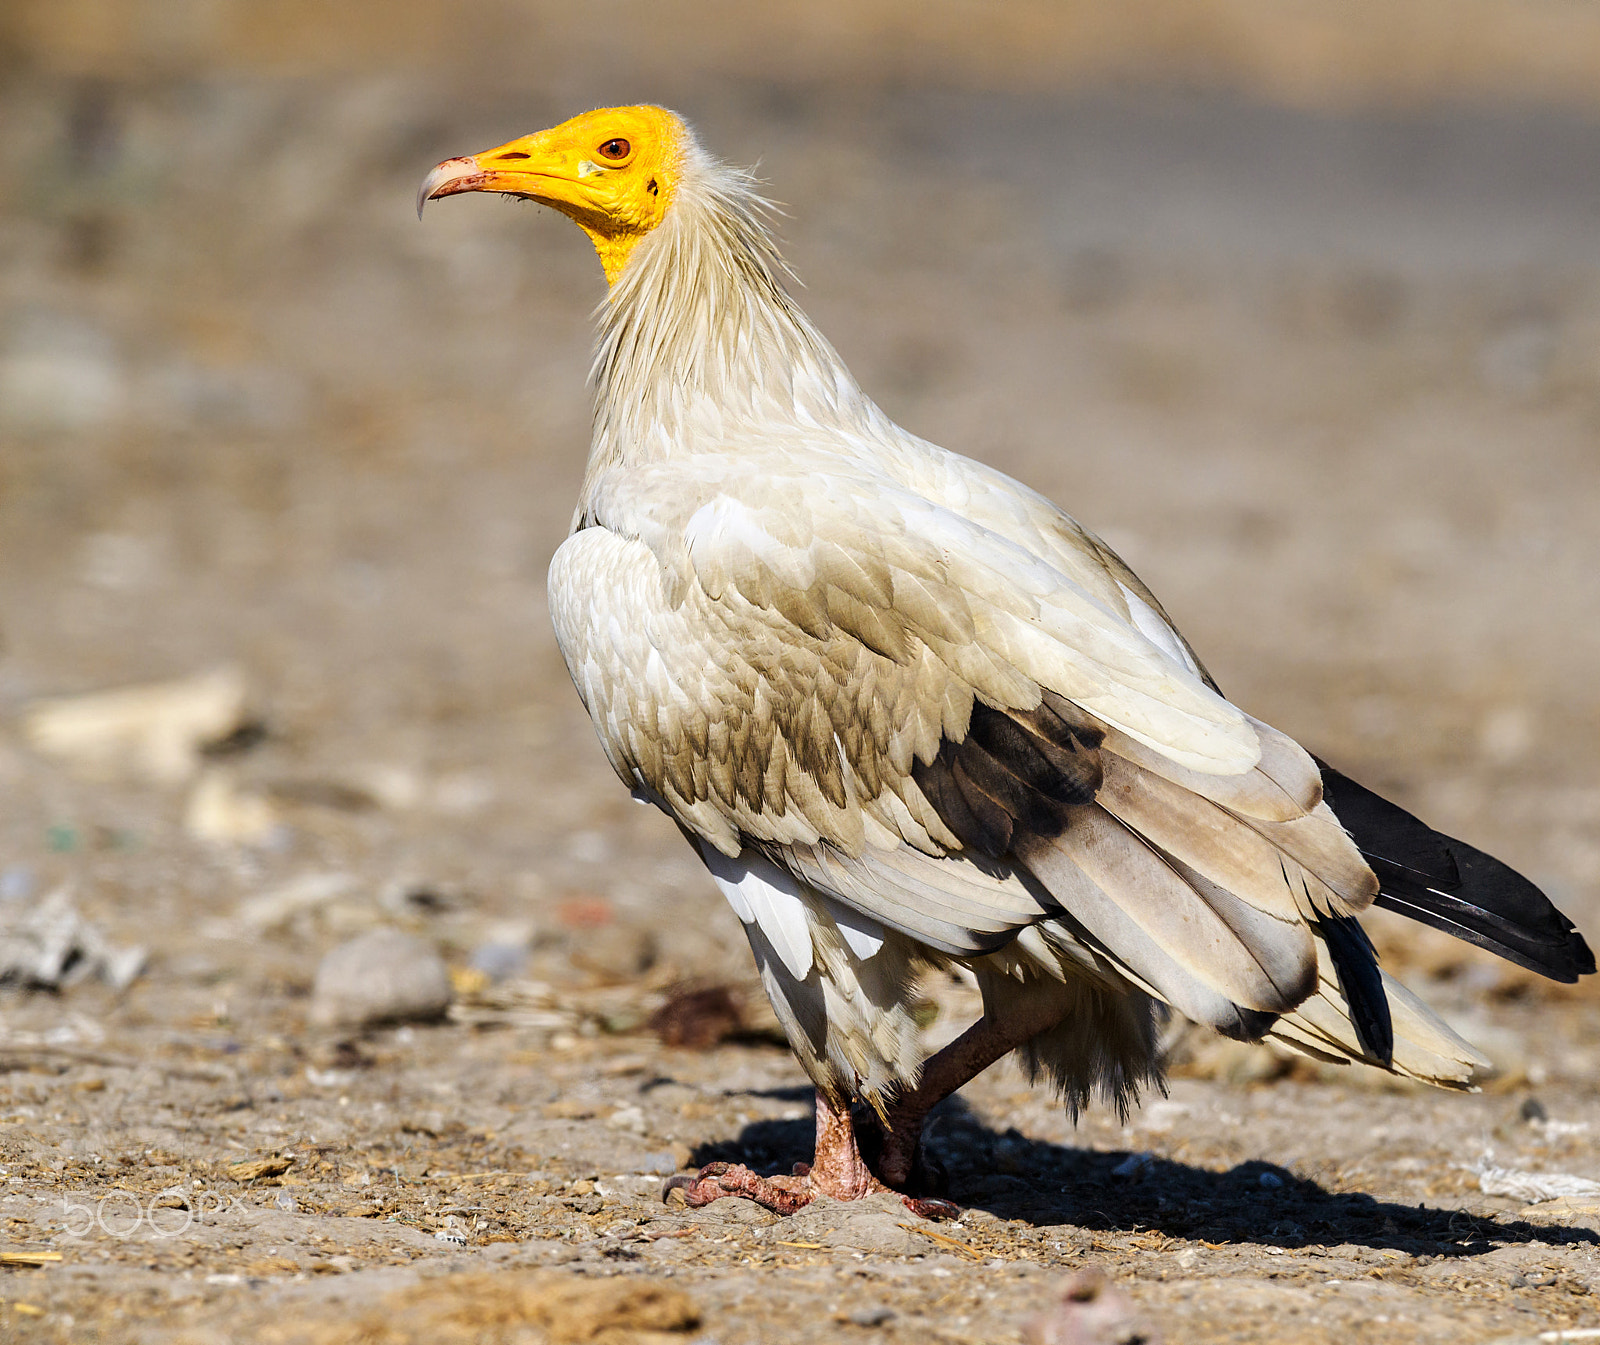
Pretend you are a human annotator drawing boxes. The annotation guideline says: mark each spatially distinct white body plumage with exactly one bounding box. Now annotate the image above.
[543,122,1484,1115]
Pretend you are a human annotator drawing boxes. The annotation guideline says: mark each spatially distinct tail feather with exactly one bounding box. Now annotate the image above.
[1268,948,1487,1087]
[1318,762,1596,982]
[1021,752,1588,1094]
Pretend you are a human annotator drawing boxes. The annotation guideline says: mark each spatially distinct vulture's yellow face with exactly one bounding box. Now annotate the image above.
[419,105,686,283]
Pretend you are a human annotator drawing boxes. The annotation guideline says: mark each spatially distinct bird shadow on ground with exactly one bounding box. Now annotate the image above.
[681,1088,1600,1259]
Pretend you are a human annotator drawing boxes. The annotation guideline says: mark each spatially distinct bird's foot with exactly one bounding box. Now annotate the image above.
[662,1160,959,1220]
[663,1093,962,1219]
[662,1161,815,1216]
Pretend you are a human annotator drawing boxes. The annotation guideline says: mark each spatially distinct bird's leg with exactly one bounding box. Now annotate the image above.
[795,1091,879,1200]
[665,999,1073,1215]
[871,996,1073,1190]
[664,1092,959,1216]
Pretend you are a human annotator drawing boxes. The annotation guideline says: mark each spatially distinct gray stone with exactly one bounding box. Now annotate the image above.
[848,1307,896,1327]
[696,1197,779,1227]
[309,928,452,1029]
[0,311,127,433]
[784,1193,929,1256]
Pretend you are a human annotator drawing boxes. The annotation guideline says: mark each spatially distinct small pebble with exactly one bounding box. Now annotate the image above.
[275,1192,296,1213]
[469,939,528,982]
[847,1307,895,1327]
[308,928,453,1029]
[1259,1172,1284,1190]
[606,1105,648,1134]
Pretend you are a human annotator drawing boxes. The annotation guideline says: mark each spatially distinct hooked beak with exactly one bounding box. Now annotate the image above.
[417,134,569,221]
[416,157,490,220]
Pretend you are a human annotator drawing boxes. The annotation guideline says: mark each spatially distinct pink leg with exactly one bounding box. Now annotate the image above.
[804,1090,879,1199]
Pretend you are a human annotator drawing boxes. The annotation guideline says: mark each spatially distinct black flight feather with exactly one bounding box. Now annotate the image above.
[1319,914,1394,1064]
[1318,761,1595,983]
[914,700,1103,861]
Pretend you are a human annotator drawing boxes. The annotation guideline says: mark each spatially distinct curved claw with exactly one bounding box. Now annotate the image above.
[902,1195,962,1222]
[663,1162,735,1205]
[661,1171,702,1204]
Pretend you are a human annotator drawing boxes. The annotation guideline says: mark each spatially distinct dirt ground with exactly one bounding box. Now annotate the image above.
[3,17,1600,1344]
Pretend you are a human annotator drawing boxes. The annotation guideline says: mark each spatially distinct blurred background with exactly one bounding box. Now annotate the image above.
[2,0,1599,1007]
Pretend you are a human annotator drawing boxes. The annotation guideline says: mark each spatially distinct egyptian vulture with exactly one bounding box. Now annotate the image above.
[420,106,1594,1216]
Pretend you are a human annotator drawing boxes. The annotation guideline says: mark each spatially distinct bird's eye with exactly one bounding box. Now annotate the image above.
[597,138,631,161]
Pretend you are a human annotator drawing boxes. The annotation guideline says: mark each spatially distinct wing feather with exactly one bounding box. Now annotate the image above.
[1096,719,1319,822]
[786,840,1052,954]
[1095,753,1371,920]
[554,452,1400,1066]
[1019,807,1312,1018]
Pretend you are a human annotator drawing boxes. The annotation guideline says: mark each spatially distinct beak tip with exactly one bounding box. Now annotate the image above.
[416,159,467,222]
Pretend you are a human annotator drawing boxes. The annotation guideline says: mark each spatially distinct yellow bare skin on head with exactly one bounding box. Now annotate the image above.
[419,105,687,283]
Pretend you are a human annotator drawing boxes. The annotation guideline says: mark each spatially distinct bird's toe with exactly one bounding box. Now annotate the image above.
[662,1163,815,1215]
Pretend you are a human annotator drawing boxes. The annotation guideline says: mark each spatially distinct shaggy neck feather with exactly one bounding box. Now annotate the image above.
[583,148,886,491]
